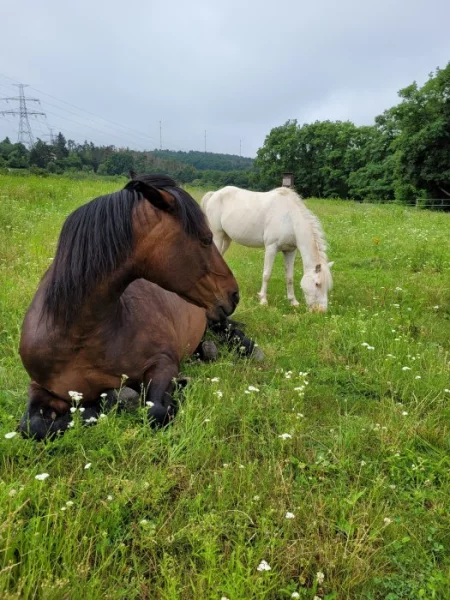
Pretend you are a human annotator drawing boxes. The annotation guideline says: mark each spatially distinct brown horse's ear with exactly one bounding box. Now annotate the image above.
[130,181,175,214]
[315,264,321,273]
[129,169,137,180]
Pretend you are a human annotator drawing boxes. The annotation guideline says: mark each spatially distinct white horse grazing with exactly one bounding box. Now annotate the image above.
[201,186,333,311]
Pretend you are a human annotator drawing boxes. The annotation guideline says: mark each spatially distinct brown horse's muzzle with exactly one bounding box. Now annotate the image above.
[206,288,239,322]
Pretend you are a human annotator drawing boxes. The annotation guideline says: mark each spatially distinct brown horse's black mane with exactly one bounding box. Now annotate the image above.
[44,174,208,328]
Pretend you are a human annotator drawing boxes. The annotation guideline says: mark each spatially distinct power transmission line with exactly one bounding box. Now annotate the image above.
[0,73,188,152]
[0,84,46,147]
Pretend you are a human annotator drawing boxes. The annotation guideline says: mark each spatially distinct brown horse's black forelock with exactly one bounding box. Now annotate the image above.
[44,175,209,328]
[124,174,209,240]
[44,188,140,328]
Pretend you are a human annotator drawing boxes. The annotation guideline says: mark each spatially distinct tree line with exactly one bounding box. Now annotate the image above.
[255,62,450,207]
[1,62,449,206]
[0,137,254,188]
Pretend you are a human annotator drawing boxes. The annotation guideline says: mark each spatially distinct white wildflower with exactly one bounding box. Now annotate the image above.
[35,473,50,481]
[285,512,295,519]
[204,418,211,423]
[100,393,107,399]
[146,401,154,407]
[84,416,97,424]
[210,377,220,383]
[402,411,408,416]
[360,460,367,466]
[415,376,421,380]
[402,366,411,371]
[84,462,92,470]
[253,495,260,501]
[66,500,74,506]
[257,560,271,572]
[278,433,292,439]
[78,407,85,413]
[316,571,325,584]
[383,517,392,525]
[292,593,300,599]
[215,390,223,398]
[99,413,107,419]
[70,407,77,413]
[67,421,74,428]
[140,519,148,525]
[247,385,260,392]
[4,431,17,439]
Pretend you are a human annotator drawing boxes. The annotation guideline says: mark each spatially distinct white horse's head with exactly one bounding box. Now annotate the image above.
[300,262,334,312]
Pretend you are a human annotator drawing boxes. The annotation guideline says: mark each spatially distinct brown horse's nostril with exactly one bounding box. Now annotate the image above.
[231,291,240,307]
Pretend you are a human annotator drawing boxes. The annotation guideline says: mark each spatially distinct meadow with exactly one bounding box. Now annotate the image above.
[0,175,449,599]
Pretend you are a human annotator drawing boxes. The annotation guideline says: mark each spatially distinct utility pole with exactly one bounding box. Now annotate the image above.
[46,127,56,145]
[159,120,162,150]
[0,83,46,148]
[204,129,207,154]
[239,139,242,158]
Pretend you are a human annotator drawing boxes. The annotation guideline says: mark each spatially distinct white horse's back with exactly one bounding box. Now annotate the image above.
[203,186,299,249]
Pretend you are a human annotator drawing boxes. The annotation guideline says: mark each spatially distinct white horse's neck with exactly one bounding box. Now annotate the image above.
[289,195,328,269]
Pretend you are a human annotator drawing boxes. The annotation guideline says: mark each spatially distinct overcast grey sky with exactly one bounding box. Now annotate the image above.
[1,0,449,157]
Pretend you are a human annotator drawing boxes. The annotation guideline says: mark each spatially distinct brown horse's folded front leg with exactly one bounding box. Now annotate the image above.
[143,356,180,428]
[18,382,72,440]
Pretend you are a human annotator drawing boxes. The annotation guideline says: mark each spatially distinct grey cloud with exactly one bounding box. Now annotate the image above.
[1,0,449,156]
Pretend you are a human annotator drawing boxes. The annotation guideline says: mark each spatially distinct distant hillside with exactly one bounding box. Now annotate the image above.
[152,150,253,172]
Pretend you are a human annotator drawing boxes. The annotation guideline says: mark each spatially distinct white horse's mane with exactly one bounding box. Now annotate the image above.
[274,187,332,288]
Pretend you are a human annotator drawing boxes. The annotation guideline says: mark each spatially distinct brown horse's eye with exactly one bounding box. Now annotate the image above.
[201,234,213,247]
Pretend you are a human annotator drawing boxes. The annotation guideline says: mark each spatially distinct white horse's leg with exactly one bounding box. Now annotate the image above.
[212,232,226,255]
[283,250,299,306]
[221,233,232,255]
[258,244,278,305]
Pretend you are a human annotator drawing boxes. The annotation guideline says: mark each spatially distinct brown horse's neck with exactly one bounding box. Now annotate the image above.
[41,259,136,336]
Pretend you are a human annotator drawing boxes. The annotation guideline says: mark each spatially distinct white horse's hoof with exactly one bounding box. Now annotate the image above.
[259,298,268,306]
[290,299,300,307]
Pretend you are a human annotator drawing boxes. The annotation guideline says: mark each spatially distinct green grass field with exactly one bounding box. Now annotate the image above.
[1,175,449,599]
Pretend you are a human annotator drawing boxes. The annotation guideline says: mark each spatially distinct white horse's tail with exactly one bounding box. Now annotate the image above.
[200,191,215,212]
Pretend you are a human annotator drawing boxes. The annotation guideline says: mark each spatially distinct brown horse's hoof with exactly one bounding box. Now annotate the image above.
[200,341,219,362]
[101,387,140,412]
[251,347,265,361]
[148,401,176,429]
[18,408,71,441]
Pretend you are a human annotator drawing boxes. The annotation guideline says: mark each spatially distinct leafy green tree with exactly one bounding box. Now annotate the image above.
[53,132,69,160]
[29,139,54,169]
[98,151,134,175]
[390,63,450,205]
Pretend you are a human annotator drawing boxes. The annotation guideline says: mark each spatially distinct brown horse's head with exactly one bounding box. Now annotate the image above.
[126,175,239,321]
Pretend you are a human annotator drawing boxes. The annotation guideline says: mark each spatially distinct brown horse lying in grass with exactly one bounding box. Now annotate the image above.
[19,174,241,439]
